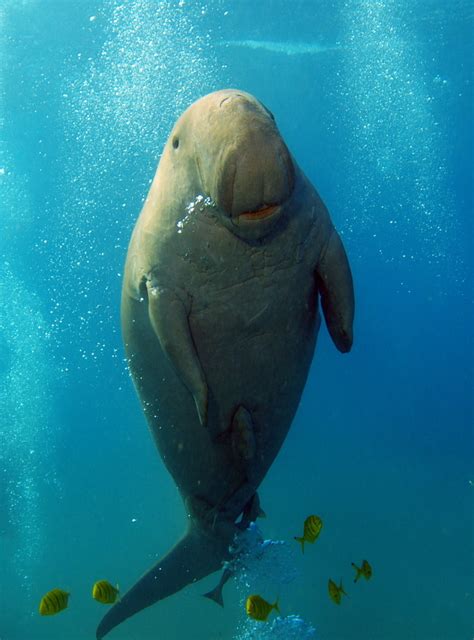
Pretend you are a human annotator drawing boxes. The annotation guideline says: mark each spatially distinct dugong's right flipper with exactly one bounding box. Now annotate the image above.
[316,229,354,353]
[146,281,208,425]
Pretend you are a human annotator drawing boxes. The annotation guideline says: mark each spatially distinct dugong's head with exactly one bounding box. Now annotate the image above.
[164,89,295,240]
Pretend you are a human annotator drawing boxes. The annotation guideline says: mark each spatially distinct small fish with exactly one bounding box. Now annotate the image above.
[245,594,280,621]
[92,580,120,604]
[328,578,347,604]
[352,559,372,582]
[294,515,323,553]
[38,588,70,616]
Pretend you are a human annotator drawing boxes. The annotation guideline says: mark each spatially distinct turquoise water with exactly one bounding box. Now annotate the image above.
[0,1,472,639]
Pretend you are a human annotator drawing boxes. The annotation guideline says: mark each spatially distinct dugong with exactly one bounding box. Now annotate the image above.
[96,89,354,638]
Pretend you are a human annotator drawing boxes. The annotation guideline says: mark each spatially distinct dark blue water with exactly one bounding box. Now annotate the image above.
[1,1,472,639]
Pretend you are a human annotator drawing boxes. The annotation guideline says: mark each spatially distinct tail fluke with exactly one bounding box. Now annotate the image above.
[202,567,233,608]
[203,585,224,607]
[96,526,229,639]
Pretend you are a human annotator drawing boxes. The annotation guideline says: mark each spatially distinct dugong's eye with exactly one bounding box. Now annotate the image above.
[172,136,180,149]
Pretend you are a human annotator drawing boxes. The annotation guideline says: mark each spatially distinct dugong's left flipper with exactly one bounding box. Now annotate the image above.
[316,228,354,353]
[146,282,208,425]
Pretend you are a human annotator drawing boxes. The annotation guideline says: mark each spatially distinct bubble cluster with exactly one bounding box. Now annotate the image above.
[235,615,317,640]
[65,0,221,157]
[0,3,58,605]
[177,194,216,232]
[227,523,299,591]
[0,261,57,593]
[335,0,464,287]
[48,0,226,372]
[226,524,316,640]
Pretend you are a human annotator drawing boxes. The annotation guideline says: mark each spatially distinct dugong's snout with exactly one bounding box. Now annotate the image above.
[198,90,295,237]
[217,132,295,221]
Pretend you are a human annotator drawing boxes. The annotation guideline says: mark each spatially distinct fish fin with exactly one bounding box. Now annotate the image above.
[294,536,305,553]
[146,282,208,426]
[203,585,224,607]
[315,227,354,353]
[96,524,230,639]
[258,507,266,519]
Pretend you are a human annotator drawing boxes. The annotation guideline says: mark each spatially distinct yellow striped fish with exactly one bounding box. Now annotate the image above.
[328,578,347,604]
[38,588,70,615]
[294,514,323,553]
[245,594,280,621]
[92,580,120,604]
[352,559,372,582]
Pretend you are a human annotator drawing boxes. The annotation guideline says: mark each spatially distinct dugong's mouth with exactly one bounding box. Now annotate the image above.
[237,204,279,222]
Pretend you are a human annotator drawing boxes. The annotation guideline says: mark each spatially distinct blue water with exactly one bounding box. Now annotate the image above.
[1,1,472,639]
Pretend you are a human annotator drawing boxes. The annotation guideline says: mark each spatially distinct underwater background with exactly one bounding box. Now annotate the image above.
[0,1,472,639]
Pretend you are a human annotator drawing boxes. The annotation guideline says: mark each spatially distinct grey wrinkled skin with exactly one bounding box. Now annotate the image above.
[96,89,354,639]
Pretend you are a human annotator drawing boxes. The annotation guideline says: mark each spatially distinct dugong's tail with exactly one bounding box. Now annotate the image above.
[96,525,230,639]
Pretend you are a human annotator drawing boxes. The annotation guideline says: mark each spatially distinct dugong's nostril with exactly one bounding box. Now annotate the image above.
[219,93,246,108]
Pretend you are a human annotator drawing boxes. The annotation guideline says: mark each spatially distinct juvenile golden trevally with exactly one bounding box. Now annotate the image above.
[92,580,120,605]
[352,559,372,582]
[38,588,70,616]
[294,514,323,553]
[328,578,347,604]
[245,594,280,621]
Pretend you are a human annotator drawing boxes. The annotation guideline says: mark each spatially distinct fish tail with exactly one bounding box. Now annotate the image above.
[273,598,280,614]
[96,524,231,639]
[294,536,305,553]
[351,563,361,583]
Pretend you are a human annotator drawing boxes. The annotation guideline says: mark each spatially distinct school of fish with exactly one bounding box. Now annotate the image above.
[244,515,373,622]
[38,516,372,625]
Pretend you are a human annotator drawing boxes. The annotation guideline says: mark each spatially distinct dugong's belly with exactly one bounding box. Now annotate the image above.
[123,234,319,515]
[190,263,319,458]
